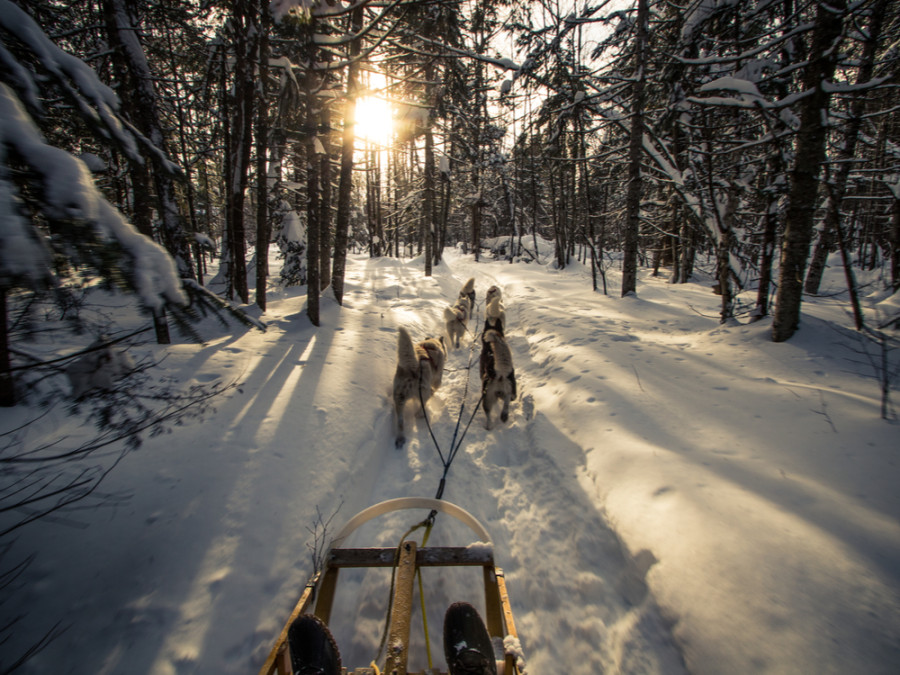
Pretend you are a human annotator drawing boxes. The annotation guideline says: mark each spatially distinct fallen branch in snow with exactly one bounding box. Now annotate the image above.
[306,501,344,576]
[0,547,67,673]
[631,364,645,392]
[811,391,839,433]
[0,364,238,538]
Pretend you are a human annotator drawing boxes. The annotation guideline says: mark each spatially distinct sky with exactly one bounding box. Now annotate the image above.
[2,243,899,674]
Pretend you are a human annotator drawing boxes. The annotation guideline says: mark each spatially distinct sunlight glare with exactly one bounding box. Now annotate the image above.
[354,95,393,146]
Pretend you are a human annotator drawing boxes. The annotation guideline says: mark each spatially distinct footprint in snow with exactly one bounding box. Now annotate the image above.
[520,394,535,421]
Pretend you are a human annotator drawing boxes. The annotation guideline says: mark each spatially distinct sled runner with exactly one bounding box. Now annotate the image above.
[259,498,525,675]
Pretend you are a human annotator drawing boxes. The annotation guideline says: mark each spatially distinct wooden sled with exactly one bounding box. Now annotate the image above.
[259,498,525,675]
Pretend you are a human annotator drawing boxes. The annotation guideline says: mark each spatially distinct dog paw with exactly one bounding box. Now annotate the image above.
[500,411,509,423]
[395,435,406,449]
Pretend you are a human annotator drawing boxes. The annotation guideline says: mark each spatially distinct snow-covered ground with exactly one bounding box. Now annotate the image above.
[3,247,899,674]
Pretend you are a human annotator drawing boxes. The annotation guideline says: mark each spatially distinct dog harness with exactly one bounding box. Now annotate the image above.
[419,343,441,370]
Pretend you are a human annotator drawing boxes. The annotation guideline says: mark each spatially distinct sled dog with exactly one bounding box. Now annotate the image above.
[393,327,447,448]
[484,296,506,335]
[458,278,476,313]
[485,285,502,306]
[443,297,471,349]
[479,328,517,429]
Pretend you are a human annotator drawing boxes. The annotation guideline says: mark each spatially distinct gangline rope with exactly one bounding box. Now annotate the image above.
[372,299,488,671]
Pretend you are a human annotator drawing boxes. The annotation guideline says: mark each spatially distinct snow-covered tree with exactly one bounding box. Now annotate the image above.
[275,200,308,287]
[0,1,190,403]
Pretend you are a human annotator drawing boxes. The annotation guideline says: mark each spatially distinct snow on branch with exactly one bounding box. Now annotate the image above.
[0,0,140,161]
[270,0,368,21]
[0,84,185,311]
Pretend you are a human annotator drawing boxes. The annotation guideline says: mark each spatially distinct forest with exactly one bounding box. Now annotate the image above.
[2,0,900,672]
[3,0,899,363]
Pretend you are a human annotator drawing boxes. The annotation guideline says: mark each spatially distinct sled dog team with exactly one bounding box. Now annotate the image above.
[393,278,517,448]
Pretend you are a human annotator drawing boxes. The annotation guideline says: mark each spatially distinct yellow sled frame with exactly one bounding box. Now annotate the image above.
[259,498,524,675]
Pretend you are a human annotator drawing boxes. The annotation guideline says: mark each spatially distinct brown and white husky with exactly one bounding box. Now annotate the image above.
[392,327,446,447]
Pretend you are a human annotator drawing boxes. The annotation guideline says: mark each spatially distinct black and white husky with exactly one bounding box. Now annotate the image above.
[393,327,447,448]
[479,328,517,429]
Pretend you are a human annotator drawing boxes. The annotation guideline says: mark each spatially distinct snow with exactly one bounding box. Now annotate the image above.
[874,289,900,328]
[0,0,140,159]
[67,340,136,399]
[0,83,184,308]
[2,247,899,674]
[279,207,305,244]
[697,76,766,102]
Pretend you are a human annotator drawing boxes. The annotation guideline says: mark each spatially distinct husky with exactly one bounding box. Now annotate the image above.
[485,285,502,306]
[484,296,506,335]
[479,328,517,429]
[393,327,447,448]
[443,297,471,349]
[459,278,476,313]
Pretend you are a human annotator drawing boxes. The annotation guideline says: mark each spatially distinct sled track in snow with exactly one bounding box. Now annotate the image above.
[333,258,686,674]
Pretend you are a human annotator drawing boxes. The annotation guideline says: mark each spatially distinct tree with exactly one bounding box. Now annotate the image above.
[772,0,848,342]
[331,2,365,306]
[804,0,889,296]
[220,0,258,305]
[256,0,273,311]
[0,1,191,404]
[621,0,649,296]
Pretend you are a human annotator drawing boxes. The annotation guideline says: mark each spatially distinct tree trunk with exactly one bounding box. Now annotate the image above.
[331,4,364,306]
[804,0,886,296]
[622,0,649,296]
[318,49,333,292]
[307,140,320,326]
[835,217,864,330]
[304,30,320,326]
[422,21,436,277]
[366,147,376,255]
[0,289,16,406]
[424,126,435,277]
[716,195,738,323]
[220,45,234,297]
[892,194,900,291]
[255,0,270,311]
[225,0,256,305]
[772,0,847,342]
[439,166,451,263]
[754,200,779,320]
[374,149,384,257]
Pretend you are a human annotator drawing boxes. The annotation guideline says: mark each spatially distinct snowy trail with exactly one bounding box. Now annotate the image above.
[322,254,686,673]
[5,249,899,675]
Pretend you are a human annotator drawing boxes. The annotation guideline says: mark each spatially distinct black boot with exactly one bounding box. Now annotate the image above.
[287,614,341,675]
[443,602,498,675]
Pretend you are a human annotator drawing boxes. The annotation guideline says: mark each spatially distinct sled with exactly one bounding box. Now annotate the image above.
[259,497,525,675]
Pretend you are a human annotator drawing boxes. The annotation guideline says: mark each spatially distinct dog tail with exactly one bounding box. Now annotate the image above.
[486,296,503,319]
[397,327,418,371]
[444,306,459,324]
[460,277,475,296]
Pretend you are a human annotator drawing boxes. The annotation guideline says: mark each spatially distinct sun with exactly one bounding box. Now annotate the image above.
[354,95,393,146]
